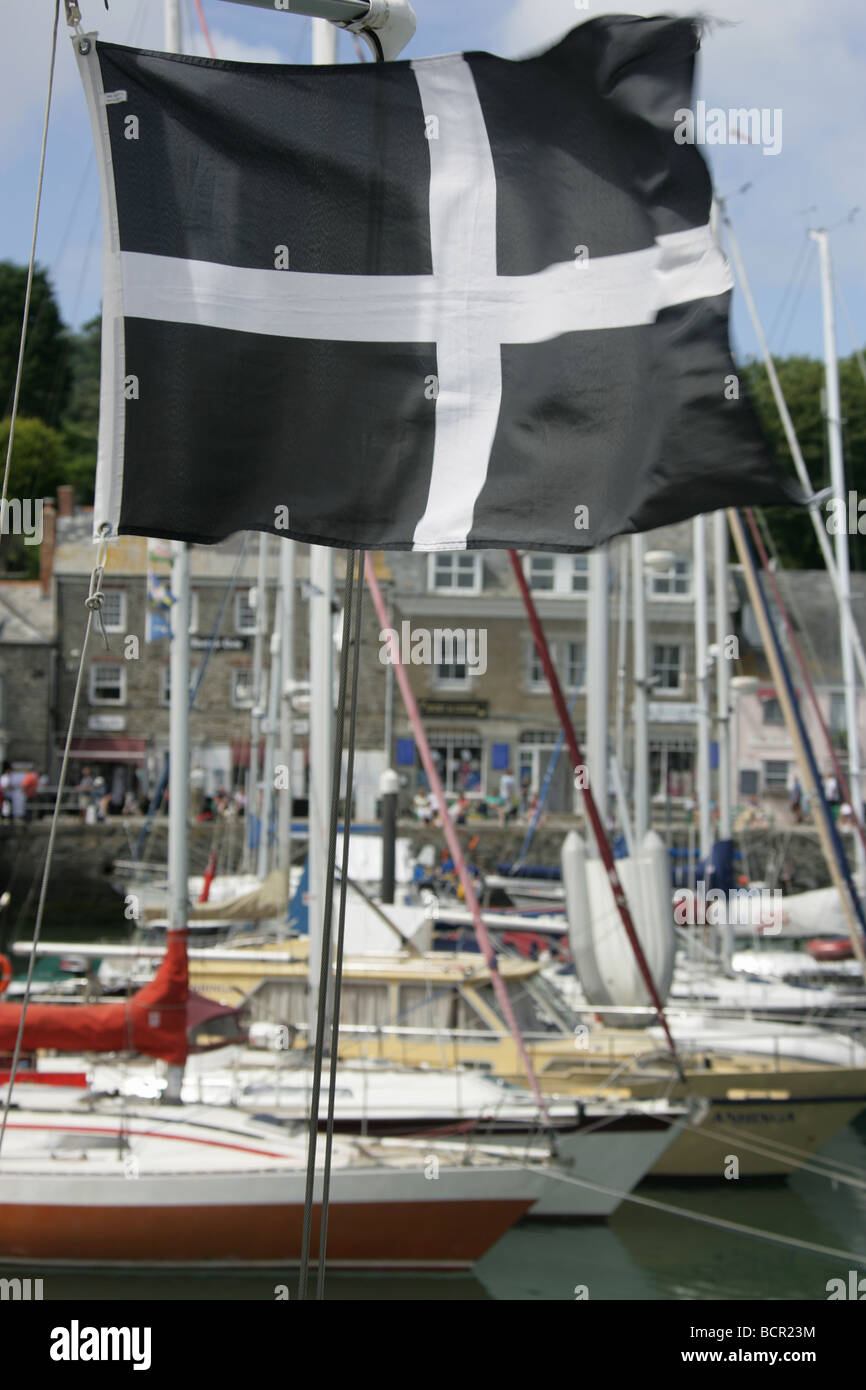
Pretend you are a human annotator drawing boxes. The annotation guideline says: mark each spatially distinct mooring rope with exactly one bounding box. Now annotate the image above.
[520,1163,866,1267]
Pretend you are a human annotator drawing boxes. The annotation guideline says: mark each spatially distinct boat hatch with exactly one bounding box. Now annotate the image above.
[49,1133,127,1156]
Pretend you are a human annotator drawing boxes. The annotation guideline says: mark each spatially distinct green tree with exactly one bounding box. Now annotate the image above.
[60,315,100,504]
[0,262,71,423]
[0,416,65,576]
[740,352,866,571]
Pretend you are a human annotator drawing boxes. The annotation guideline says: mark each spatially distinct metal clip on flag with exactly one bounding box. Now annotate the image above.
[216,0,417,61]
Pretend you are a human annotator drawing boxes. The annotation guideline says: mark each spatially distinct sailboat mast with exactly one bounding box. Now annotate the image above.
[245,534,269,869]
[587,546,609,826]
[277,539,296,875]
[167,542,191,937]
[163,0,181,52]
[164,0,188,1102]
[714,511,732,840]
[631,532,649,841]
[307,17,339,1039]
[258,597,283,880]
[811,227,865,885]
[693,515,712,864]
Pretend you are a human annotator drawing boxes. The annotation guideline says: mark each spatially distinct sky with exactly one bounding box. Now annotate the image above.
[1,0,864,365]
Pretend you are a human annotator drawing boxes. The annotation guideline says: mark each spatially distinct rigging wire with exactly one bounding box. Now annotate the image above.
[839,293,866,392]
[745,506,866,889]
[775,241,814,356]
[191,0,217,57]
[682,1115,866,1190]
[0,0,61,547]
[297,552,361,1301]
[767,235,811,349]
[317,551,365,1300]
[0,530,110,1157]
[522,1163,866,1267]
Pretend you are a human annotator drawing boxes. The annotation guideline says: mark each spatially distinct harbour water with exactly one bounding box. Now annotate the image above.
[9,1115,863,1303]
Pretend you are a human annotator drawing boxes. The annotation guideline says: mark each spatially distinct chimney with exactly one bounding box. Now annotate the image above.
[56,484,74,519]
[40,501,56,597]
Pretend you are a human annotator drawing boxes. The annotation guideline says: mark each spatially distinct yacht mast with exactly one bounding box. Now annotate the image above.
[307,18,339,1042]
[810,227,865,886]
[164,0,189,1103]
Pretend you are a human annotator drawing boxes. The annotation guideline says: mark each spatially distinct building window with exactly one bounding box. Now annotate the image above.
[236,592,257,635]
[762,697,784,726]
[416,733,483,796]
[435,661,469,688]
[650,737,695,802]
[528,642,551,693]
[764,759,789,794]
[525,554,589,596]
[527,555,555,592]
[161,664,200,708]
[89,662,125,705]
[652,643,682,692]
[101,589,126,633]
[427,552,482,594]
[649,559,691,598]
[830,693,847,738]
[232,668,254,708]
[565,641,585,689]
[571,556,589,593]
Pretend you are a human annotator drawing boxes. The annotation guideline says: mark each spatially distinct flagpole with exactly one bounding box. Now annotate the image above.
[245,534,269,869]
[277,538,296,878]
[693,515,712,866]
[587,546,609,828]
[164,0,187,1105]
[631,532,649,841]
[258,596,282,880]
[614,538,629,797]
[307,14,339,1061]
[811,227,865,883]
[713,509,733,966]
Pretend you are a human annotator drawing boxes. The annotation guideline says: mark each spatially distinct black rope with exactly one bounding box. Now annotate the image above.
[297,550,358,1300]
[316,552,365,1299]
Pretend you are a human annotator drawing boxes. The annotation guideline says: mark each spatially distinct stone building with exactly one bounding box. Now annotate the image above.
[732,568,866,818]
[383,519,712,818]
[46,505,391,818]
[0,500,57,772]
[40,493,866,830]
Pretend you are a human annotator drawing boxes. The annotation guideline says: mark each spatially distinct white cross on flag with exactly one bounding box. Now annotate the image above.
[76,16,799,553]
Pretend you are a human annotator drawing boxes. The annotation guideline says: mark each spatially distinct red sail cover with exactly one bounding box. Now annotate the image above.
[0,931,188,1065]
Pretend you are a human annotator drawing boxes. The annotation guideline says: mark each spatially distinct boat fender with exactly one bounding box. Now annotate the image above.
[0,954,11,995]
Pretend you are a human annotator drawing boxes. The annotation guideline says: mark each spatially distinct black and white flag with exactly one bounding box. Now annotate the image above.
[77,16,799,552]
